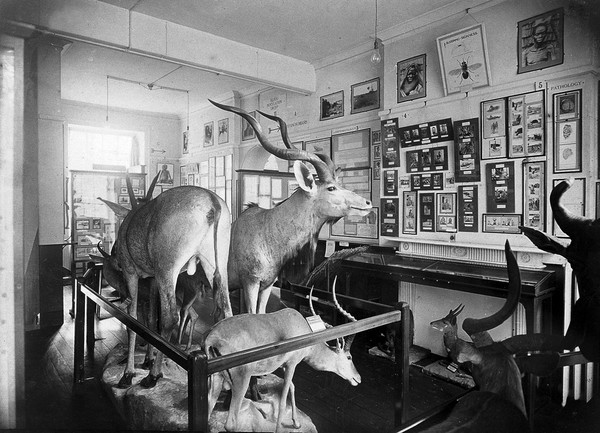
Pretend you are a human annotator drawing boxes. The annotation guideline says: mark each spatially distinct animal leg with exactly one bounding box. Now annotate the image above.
[207,371,225,420]
[118,274,139,388]
[289,380,299,429]
[257,284,273,314]
[225,372,251,432]
[140,276,178,388]
[276,364,299,431]
[142,281,159,369]
[185,306,199,351]
[244,281,260,314]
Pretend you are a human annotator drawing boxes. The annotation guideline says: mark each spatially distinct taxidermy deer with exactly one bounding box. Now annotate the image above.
[204,278,361,432]
[209,99,373,314]
[425,241,559,432]
[521,178,600,362]
[97,172,233,388]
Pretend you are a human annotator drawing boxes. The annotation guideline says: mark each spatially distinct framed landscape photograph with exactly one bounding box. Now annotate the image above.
[436,23,491,95]
[397,54,426,103]
[351,77,380,114]
[483,214,522,234]
[320,90,344,120]
[517,8,564,74]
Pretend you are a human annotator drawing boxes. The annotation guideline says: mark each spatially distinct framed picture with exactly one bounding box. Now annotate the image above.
[75,218,90,231]
[481,98,507,159]
[397,54,426,103]
[157,163,174,185]
[436,23,491,95]
[242,111,257,141]
[204,121,214,147]
[373,144,381,161]
[351,77,380,114]
[183,129,189,154]
[482,214,522,234]
[436,193,457,232]
[402,191,417,235]
[458,185,478,232]
[517,8,564,74]
[553,89,582,173]
[332,129,370,169]
[331,207,379,239]
[508,90,545,158]
[372,130,381,144]
[523,161,546,231]
[320,90,344,121]
[552,178,585,238]
[218,118,229,144]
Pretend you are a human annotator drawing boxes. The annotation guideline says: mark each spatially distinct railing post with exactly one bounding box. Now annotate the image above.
[393,302,410,427]
[73,279,86,388]
[188,350,209,432]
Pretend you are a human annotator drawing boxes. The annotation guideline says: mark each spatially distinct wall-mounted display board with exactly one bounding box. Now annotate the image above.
[338,168,371,202]
[402,191,417,235]
[399,118,453,147]
[305,137,332,175]
[458,185,478,232]
[481,97,507,159]
[453,118,481,182]
[411,173,443,191]
[486,161,515,213]
[331,129,370,169]
[436,192,457,232]
[508,90,545,158]
[482,214,522,234]
[383,169,398,196]
[381,118,400,168]
[419,192,435,232]
[553,89,582,173]
[522,161,546,231]
[406,146,449,173]
[552,178,585,238]
[381,198,399,237]
[331,207,379,240]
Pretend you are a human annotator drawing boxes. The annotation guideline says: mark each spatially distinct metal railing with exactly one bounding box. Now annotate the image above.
[73,266,411,432]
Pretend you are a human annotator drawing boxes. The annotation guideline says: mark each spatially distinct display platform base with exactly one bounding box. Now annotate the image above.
[101,344,317,432]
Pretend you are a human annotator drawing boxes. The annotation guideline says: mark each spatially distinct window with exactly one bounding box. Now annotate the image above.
[68,125,144,171]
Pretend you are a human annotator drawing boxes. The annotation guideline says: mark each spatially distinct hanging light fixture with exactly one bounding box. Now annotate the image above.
[370,0,382,64]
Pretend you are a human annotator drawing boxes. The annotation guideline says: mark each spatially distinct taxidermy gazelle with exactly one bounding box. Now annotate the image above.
[425,241,559,432]
[521,179,600,362]
[210,99,373,314]
[204,278,361,432]
[97,172,233,388]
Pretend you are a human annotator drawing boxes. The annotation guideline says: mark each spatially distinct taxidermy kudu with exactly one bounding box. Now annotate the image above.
[210,99,373,314]
[204,277,360,432]
[425,241,559,432]
[97,173,233,388]
[521,178,600,362]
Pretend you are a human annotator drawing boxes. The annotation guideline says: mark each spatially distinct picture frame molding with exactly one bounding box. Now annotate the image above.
[320,90,344,121]
[350,77,380,114]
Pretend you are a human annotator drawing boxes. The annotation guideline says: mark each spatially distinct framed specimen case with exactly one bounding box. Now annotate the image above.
[481,97,507,159]
[523,161,546,231]
[507,90,545,158]
[553,89,581,173]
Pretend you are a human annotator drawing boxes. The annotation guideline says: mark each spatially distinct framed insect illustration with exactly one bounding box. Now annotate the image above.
[436,23,492,95]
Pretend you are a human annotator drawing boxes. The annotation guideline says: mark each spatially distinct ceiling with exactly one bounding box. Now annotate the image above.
[59,0,491,117]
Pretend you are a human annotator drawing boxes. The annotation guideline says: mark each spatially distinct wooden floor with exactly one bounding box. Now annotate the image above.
[20,284,600,432]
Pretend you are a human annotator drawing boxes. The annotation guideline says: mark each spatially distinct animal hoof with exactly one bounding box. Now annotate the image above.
[117,372,135,388]
[140,373,163,388]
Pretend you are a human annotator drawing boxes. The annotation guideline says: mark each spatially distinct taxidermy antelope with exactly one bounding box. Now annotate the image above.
[425,241,559,432]
[521,179,600,362]
[204,278,361,432]
[209,99,373,314]
[98,173,233,388]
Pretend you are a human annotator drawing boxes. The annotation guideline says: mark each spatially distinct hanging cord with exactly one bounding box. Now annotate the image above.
[187,91,190,131]
[106,75,109,122]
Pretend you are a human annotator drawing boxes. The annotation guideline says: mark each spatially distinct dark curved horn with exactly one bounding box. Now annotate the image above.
[145,171,161,201]
[551,179,589,238]
[210,100,335,182]
[97,241,110,258]
[462,240,521,336]
[126,176,137,210]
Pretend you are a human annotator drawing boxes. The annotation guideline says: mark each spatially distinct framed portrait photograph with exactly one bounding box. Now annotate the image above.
[397,54,426,103]
[517,8,564,74]
[242,110,257,141]
[402,191,418,235]
[157,162,174,185]
[436,23,491,95]
[320,90,344,121]
[218,118,229,144]
[436,192,457,232]
[523,161,546,231]
[482,214,522,234]
[204,121,214,147]
[351,77,380,114]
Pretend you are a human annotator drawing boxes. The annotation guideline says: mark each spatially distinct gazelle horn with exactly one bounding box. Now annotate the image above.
[331,276,357,351]
[97,241,110,258]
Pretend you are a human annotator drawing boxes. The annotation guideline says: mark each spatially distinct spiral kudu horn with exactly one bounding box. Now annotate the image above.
[209,99,335,182]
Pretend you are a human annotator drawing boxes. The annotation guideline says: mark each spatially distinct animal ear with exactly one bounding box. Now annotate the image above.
[98,197,130,219]
[293,161,317,194]
[456,343,483,365]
